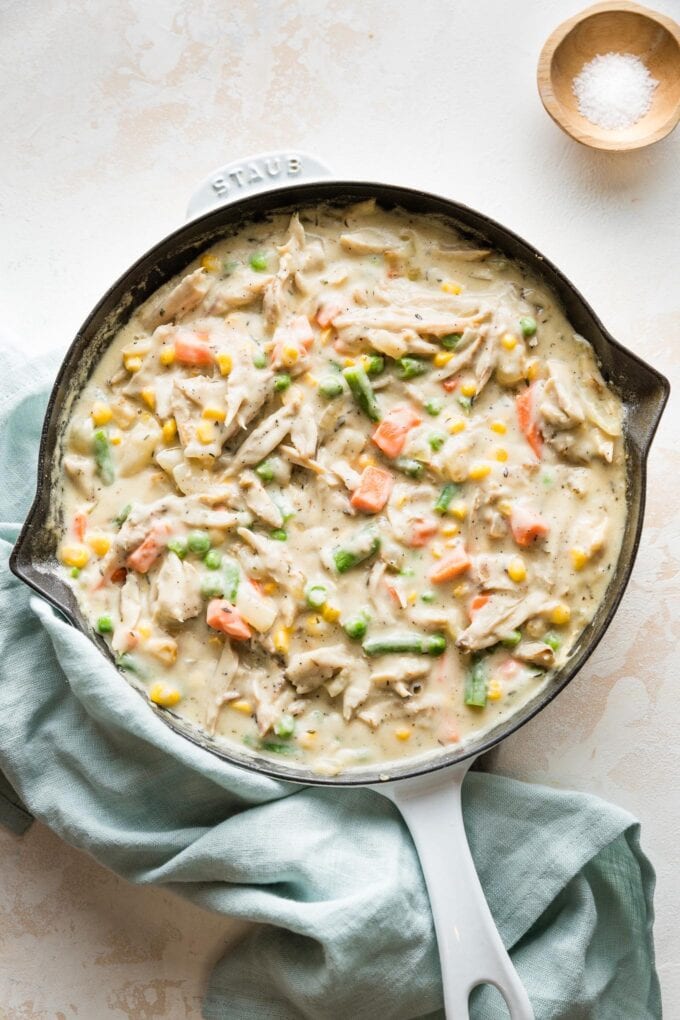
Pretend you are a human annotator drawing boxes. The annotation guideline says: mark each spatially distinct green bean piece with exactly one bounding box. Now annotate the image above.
[441,333,463,350]
[305,583,328,609]
[362,632,446,656]
[249,252,268,272]
[243,734,296,755]
[187,530,211,556]
[115,652,146,678]
[500,630,522,648]
[395,457,424,479]
[342,364,381,422]
[332,527,380,573]
[255,460,275,483]
[421,591,435,603]
[396,356,427,380]
[544,631,561,652]
[274,373,291,392]
[222,557,241,602]
[222,259,239,275]
[343,611,370,640]
[167,537,188,560]
[200,574,225,599]
[113,503,131,528]
[96,614,113,634]
[204,549,222,570]
[428,431,446,452]
[465,658,488,708]
[519,316,537,338]
[93,429,115,485]
[274,714,295,739]
[434,482,461,515]
[424,398,443,416]
[363,354,385,376]
[318,376,345,399]
[270,529,287,541]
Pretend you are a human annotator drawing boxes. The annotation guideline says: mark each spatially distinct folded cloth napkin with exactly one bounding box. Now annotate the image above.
[0,348,660,1020]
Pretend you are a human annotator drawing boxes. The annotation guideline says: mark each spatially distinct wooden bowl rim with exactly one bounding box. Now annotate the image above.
[537,1,680,151]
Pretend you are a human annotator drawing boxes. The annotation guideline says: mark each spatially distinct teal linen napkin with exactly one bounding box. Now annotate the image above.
[0,349,660,1019]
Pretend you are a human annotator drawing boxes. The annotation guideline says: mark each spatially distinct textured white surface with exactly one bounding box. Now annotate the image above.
[1,0,678,1015]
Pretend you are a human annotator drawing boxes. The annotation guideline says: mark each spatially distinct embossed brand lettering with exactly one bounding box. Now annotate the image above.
[247,163,264,183]
[265,158,281,177]
[210,153,304,198]
[288,156,301,175]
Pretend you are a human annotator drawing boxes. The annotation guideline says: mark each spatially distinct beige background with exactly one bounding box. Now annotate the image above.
[1,0,679,1016]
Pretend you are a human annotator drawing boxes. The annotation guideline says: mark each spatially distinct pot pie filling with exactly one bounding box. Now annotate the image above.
[58,201,626,775]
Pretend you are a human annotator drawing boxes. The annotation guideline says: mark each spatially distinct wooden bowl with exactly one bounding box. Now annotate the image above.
[537,2,680,150]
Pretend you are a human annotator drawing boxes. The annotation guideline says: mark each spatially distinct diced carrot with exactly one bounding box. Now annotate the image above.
[385,583,401,606]
[126,524,169,574]
[206,599,252,640]
[436,718,460,744]
[249,578,264,594]
[469,594,490,617]
[372,405,422,458]
[174,334,214,366]
[502,658,519,678]
[408,518,438,547]
[316,301,341,328]
[516,384,543,458]
[350,466,394,513]
[110,567,127,585]
[509,504,550,547]
[442,378,458,393]
[73,511,87,542]
[428,542,471,583]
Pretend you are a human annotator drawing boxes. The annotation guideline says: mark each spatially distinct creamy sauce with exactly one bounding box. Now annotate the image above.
[58,201,626,776]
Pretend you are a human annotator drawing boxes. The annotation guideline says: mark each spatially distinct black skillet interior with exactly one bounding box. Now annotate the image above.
[10,181,670,786]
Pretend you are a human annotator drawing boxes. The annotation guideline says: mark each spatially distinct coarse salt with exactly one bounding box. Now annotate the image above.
[572,52,658,130]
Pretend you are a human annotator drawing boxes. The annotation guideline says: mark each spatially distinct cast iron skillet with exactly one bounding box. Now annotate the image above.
[10,152,669,1018]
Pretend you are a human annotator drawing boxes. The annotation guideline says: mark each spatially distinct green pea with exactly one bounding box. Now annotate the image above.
[274,714,295,739]
[441,333,462,349]
[270,529,287,541]
[274,373,291,392]
[343,612,370,640]
[204,549,222,570]
[544,631,561,652]
[457,395,472,413]
[519,316,537,338]
[70,567,81,579]
[252,350,268,368]
[318,376,345,399]
[96,615,113,634]
[428,431,446,452]
[201,575,225,599]
[501,630,522,648]
[396,356,428,380]
[167,537,188,560]
[255,460,275,483]
[249,252,268,272]
[305,584,328,609]
[425,398,443,416]
[421,591,435,603]
[363,354,384,376]
[187,530,211,556]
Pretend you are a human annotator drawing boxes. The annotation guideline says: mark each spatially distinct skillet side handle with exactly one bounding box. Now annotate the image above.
[186,151,332,219]
[376,762,534,1020]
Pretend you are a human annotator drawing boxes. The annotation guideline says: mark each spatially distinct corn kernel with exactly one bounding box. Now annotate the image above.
[434,351,454,368]
[549,602,571,626]
[216,352,233,376]
[395,727,412,741]
[282,345,299,367]
[141,387,156,410]
[448,419,466,435]
[87,534,111,557]
[453,583,469,598]
[91,402,113,427]
[60,544,90,569]
[469,462,491,481]
[159,344,176,366]
[444,538,460,549]
[262,581,278,596]
[343,357,355,367]
[358,453,375,469]
[110,431,122,446]
[508,557,527,583]
[305,613,324,635]
[273,627,291,655]
[196,421,217,444]
[460,381,477,397]
[303,372,318,386]
[441,281,462,295]
[490,420,507,435]
[431,542,444,559]
[231,699,253,715]
[298,731,318,750]
[570,547,589,571]
[501,332,518,351]
[395,494,407,509]
[450,500,468,520]
[526,358,541,381]
[162,418,177,443]
[441,523,459,537]
[497,500,512,517]
[487,680,503,701]
[495,448,508,462]
[202,406,226,423]
[319,328,332,345]
[407,591,417,605]
[200,253,221,272]
[149,683,182,708]
[136,623,152,640]
[124,355,142,373]
[321,604,341,623]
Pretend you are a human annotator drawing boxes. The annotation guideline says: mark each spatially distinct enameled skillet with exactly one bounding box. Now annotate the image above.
[11,152,669,1018]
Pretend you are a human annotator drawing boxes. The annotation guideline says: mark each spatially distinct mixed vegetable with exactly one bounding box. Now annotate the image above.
[59,201,626,775]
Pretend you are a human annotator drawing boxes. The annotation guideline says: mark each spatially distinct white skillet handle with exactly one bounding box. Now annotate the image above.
[186,150,332,219]
[374,761,534,1019]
